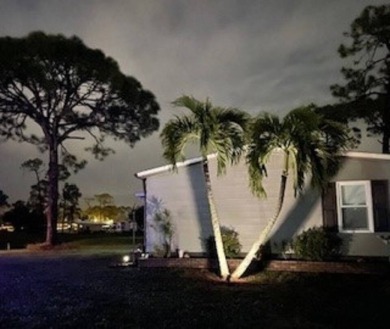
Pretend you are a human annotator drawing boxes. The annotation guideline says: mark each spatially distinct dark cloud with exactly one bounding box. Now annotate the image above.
[0,0,384,205]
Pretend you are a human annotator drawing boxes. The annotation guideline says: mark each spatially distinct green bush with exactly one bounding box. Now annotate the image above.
[152,209,174,257]
[292,227,343,261]
[207,226,241,259]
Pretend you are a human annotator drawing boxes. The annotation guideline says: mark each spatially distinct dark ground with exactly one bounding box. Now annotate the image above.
[0,252,389,329]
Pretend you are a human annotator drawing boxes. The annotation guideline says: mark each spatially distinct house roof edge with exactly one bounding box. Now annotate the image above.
[344,151,390,161]
[135,154,217,179]
[135,151,390,179]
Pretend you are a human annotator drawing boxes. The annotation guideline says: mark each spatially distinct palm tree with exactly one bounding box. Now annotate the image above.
[230,105,352,280]
[161,95,249,279]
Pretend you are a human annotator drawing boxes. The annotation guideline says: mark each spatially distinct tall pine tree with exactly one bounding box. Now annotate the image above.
[331,5,390,153]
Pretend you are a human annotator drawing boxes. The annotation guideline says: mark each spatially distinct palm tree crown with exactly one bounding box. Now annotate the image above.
[247,105,352,198]
[230,105,352,280]
[161,95,249,174]
[161,95,249,280]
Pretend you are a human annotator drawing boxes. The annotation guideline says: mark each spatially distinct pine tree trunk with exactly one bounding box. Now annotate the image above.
[203,159,230,279]
[383,118,390,154]
[46,142,59,245]
[231,172,288,280]
[382,94,390,154]
[62,200,66,233]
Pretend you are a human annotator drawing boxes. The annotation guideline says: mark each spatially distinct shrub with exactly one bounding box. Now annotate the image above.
[207,226,241,259]
[292,227,343,261]
[152,209,174,257]
[153,245,168,258]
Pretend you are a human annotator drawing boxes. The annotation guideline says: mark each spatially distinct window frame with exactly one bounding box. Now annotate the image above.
[336,180,374,233]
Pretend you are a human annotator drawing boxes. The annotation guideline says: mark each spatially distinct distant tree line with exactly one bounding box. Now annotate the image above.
[0,156,82,232]
[0,183,143,234]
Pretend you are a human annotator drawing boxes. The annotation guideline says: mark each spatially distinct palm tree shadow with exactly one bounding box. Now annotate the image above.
[268,186,351,257]
[187,162,214,246]
[268,188,321,252]
[187,162,217,272]
[146,196,164,218]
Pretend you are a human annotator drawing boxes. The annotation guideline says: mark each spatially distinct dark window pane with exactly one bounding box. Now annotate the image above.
[342,208,369,230]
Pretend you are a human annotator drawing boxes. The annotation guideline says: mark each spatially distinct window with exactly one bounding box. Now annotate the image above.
[323,180,389,233]
[336,181,374,233]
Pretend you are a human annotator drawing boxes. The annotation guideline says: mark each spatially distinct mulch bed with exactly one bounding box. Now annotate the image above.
[139,257,390,275]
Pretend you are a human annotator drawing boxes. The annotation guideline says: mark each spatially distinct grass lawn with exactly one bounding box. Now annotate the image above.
[0,231,141,252]
[0,230,45,249]
[0,253,389,328]
[56,232,142,252]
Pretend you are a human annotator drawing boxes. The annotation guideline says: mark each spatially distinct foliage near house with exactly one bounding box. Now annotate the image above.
[206,226,241,259]
[152,209,175,258]
[292,227,343,261]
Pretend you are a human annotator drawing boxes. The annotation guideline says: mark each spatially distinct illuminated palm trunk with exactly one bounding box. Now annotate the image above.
[203,159,230,279]
[231,156,289,280]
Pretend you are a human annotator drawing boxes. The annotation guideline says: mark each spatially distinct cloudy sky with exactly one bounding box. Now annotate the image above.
[0,0,384,206]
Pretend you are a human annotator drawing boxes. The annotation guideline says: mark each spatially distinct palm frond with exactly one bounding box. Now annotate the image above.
[214,107,251,132]
[164,95,248,175]
[247,105,351,198]
[160,115,199,168]
[171,95,200,115]
[247,160,268,197]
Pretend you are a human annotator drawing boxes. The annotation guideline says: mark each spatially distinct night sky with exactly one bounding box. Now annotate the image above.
[0,0,384,206]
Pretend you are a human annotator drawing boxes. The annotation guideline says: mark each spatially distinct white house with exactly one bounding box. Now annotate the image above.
[135,151,390,258]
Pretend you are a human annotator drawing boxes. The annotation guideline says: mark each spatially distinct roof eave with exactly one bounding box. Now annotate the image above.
[135,154,217,179]
[135,151,390,179]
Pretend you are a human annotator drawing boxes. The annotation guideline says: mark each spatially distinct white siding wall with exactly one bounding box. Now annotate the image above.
[143,153,390,257]
[208,151,322,253]
[144,163,213,254]
[144,151,322,254]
